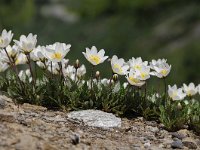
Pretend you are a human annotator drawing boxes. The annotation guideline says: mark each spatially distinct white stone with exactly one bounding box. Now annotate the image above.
[67,110,121,128]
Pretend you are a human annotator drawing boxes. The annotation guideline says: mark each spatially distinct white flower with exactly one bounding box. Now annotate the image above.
[126,69,145,87]
[87,79,101,89]
[14,33,37,54]
[62,59,69,68]
[77,65,86,78]
[82,46,108,65]
[6,45,19,58]
[0,50,10,63]
[101,78,111,86]
[0,61,9,72]
[45,42,71,62]
[30,46,46,61]
[150,59,171,78]
[47,61,60,75]
[134,65,151,81]
[15,53,28,65]
[111,55,129,75]
[198,84,200,95]
[113,82,121,93]
[0,29,13,48]
[63,65,76,79]
[147,93,161,103]
[168,85,186,100]
[18,69,32,83]
[128,57,148,71]
[123,82,128,89]
[36,61,46,69]
[182,83,198,97]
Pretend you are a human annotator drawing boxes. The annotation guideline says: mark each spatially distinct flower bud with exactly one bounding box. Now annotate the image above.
[74,59,80,69]
[95,71,100,80]
[177,102,182,110]
[113,74,118,82]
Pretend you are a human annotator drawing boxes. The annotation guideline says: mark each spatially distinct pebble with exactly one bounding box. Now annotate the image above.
[144,142,151,148]
[171,132,186,140]
[183,141,197,149]
[171,140,184,149]
[0,98,6,109]
[146,126,159,133]
[71,134,80,145]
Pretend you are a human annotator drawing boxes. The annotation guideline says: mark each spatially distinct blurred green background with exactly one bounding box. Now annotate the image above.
[0,0,200,86]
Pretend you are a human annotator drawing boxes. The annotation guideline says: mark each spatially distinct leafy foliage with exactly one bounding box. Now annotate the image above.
[0,68,199,134]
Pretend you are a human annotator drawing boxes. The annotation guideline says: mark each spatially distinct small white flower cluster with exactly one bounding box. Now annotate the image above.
[0,29,86,83]
[168,83,200,101]
[0,29,199,102]
[82,46,171,87]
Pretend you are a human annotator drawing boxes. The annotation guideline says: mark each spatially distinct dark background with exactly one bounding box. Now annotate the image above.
[1,0,200,86]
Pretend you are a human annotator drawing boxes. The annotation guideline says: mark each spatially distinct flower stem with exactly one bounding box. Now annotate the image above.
[163,77,167,106]
[34,61,37,80]
[144,82,147,100]
[58,62,64,82]
[75,68,78,83]
[50,61,53,78]
[26,54,35,87]
[90,65,95,92]
[4,49,24,89]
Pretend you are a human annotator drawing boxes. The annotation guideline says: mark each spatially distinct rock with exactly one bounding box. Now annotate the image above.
[196,139,200,146]
[0,98,6,109]
[71,133,80,145]
[177,129,189,138]
[159,144,164,148]
[144,142,151,148]
[183,141,197,149]
[171,132,186,140]
[171,140,184,149]
[0,112,16,123]
[67,110,121,128]
[146,125,159,133]
[182,137,198,149]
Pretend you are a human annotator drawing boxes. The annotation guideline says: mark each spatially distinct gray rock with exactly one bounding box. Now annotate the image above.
[171,140,184,149]
[0,98,6,109]
[146,125,159,133]
[67,110,121,128]
[171,132,186,140]
[183,141,197,149]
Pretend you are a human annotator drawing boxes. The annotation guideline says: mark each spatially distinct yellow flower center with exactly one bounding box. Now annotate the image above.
[161,69,167,76]
[89,55,100,64]
[51,52,62,60]
[0,37,3,44]
[15,59,19,65]
[187,91,192,96]
[141,72,147,79]
[172,91,177,99]
[113,64,122,74]
[134,65,141,70]
[129,76,139,83]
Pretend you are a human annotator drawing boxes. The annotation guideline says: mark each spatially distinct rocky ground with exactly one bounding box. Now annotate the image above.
[0,94,200,150]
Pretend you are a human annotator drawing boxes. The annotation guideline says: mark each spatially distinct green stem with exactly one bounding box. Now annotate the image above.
[90,65,95,92]
[144,81,147,100]
[34,61,37,80]
[4,49,24,89]
[26,54,35,87]
[163,77,167,106]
